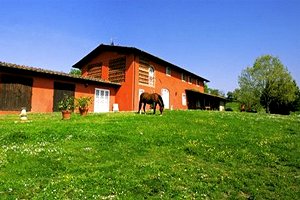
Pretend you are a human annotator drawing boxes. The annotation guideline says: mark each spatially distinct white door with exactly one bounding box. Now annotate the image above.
[94,89,110,112]
[161,88,170,109]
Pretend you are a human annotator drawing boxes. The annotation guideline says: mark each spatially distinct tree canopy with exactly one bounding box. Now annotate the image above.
[69,68,81,76]
[237,55,298,114]
[204,84,225,98]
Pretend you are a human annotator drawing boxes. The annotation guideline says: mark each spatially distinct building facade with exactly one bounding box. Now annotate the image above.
[0,44,225,114]
[0,62,120,114]
[73,44,222,112]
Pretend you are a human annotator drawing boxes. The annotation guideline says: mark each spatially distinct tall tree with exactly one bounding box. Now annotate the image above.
[237,55,297,114]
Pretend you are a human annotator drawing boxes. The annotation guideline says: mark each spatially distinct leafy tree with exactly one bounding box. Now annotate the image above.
[236,76,261,112]
[237,55,297,114]
[204,83,209,93]
[226,91,234,102]
[69,68,81,76]
[209,88,225,97]
[204,84,225,97]
[291,82,300,112]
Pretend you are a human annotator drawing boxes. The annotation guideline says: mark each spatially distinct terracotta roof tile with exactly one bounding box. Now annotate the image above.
[0,61,120,86]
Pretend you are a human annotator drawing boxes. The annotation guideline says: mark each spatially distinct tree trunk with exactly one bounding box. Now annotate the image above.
[266,102,271,114]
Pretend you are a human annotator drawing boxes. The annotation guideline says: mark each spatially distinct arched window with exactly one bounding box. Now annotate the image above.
[149,67,154,86]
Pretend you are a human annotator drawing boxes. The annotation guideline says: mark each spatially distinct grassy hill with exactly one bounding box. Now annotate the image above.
[0,111,299,199]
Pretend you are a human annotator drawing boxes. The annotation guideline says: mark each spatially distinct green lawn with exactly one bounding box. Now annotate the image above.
[0,111,299,199]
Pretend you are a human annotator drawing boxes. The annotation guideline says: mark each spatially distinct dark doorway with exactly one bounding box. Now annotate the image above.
[185,90,225,110]
[0,75,33,111]
[53,82,75,112]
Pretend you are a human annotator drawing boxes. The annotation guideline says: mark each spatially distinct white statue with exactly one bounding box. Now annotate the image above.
[20,107,28,121]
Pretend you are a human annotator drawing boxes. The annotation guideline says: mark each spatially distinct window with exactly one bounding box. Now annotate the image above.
[138,66,155,86]
[181,73,186,82]
[188,76,192,84]
[182,93,187,106]
[108,57,126,83]
[139,65,149,84]
[139,56,155,86]
[166,67,171,76]
[87,63,102,79]
[149,67,154,86]
[196,79,201,86]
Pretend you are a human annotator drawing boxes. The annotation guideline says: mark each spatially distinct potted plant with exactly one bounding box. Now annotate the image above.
[58,95,75,120]
[76,96,92,116]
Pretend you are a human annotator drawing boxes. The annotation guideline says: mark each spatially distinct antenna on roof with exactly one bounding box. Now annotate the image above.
[110,38,115,46]
[110,37,118,46]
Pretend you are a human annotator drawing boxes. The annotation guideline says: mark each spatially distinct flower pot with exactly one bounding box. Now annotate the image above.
[79,107,89,116]
[61,110,71,120]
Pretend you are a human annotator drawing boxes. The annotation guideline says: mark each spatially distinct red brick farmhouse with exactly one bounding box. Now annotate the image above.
[0,44,225,114]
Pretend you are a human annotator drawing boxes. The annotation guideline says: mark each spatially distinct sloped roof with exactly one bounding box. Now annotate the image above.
[186,89,227,101]
[0,61,120,86]
[73,44,210,82]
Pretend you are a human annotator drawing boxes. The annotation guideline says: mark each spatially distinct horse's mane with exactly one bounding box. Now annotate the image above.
[157,94,164,107]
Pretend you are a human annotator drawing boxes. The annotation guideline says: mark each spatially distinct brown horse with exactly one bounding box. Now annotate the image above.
[138,92,164,115]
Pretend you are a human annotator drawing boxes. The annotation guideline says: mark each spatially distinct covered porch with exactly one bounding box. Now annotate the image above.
[185,89,226,111]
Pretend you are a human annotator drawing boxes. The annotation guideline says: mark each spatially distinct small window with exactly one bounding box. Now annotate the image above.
[196,79,201,86]
[181,73,186,82]
[182,93,187,106]
[166,67,171,76]
[188,76,192,84]
[149,67,154,86]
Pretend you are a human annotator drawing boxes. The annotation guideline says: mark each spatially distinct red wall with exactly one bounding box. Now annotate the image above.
[0,72,118,114]
[75,82,117,113]
[1,49,205,114]
[81,51,136,111]
[81,51,205,112]
[132,58,204,111]
[31,77,54,112]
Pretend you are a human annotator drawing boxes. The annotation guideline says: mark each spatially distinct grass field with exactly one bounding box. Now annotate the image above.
[0,110,299,199]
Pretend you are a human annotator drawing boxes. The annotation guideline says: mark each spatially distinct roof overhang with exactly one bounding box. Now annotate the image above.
[185,89,227,101]
[73,44,210,82]
[0,61,121,87]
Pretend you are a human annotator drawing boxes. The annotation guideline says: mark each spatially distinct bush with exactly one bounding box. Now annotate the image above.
[58,95,75,111]
[225,107,233,111]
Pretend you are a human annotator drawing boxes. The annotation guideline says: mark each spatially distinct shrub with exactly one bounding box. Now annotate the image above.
[58,95,75,111]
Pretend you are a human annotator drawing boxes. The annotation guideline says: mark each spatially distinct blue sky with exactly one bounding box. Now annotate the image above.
[1,0,299,93]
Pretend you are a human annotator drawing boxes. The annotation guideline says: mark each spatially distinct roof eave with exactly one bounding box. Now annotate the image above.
[185,89,227,101]
[0,61,121,87]
[72,44,210,82]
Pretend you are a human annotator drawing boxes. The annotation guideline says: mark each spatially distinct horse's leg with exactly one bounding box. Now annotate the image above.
[143,103,146,114]
[138,101,142,114]
[153,103,157,114]
[159,105,163,115]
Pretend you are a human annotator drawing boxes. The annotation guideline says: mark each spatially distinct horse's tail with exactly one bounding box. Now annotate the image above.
[158,94,164,108]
